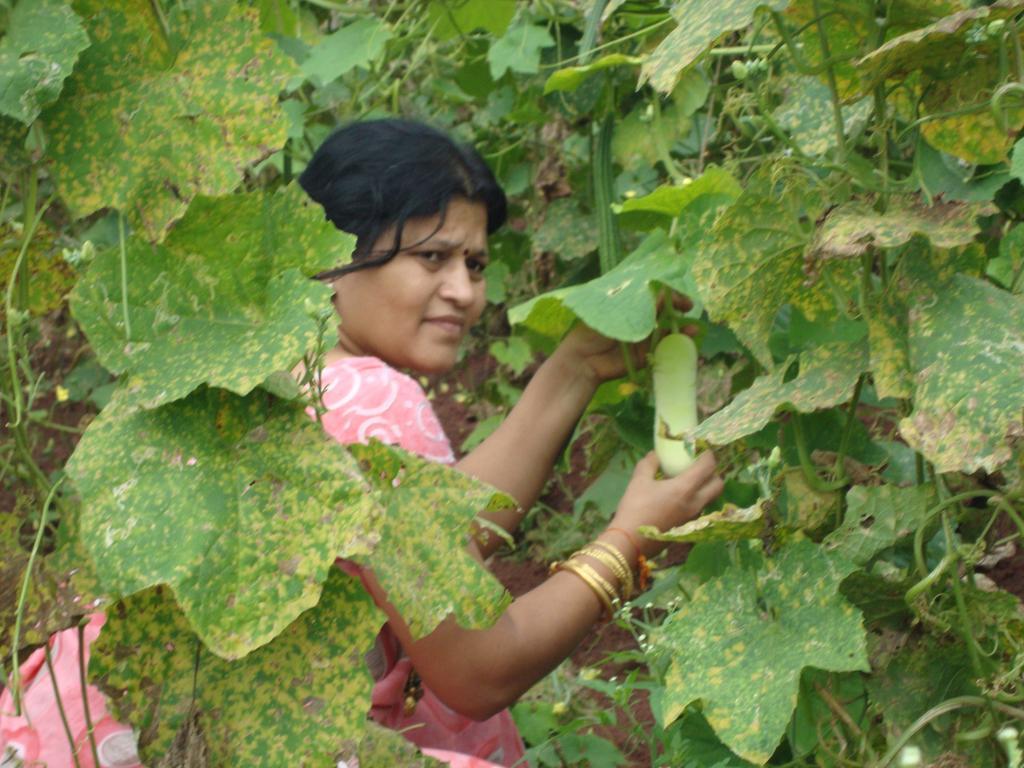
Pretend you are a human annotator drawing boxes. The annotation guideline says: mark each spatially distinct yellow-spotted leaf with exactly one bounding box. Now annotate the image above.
[811,198,991,259]
[652,539,868,764]
[641,0,789,93]
[866,290,914,399]
[71,186,354,415]
[639,501,766,543]
[66,388,378,659]
[692,184,850,368]
[42,0,297,240]
[855,1,1024,89]
[92,571,382,765]
[900,275,1024,473]
[785,0,874,99]
[348,441,511,637]
[0,0,90,124]
[356,722,446,767]
[0,221,76,316]
[822,484,937,566]
[773,76,871,157]
[693,340,868,445]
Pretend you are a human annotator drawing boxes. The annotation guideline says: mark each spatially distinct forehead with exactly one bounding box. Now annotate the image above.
[399,198,488,248]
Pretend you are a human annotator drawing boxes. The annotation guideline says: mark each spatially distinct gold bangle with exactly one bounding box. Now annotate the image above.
[576,547,632,599]
[553,559,616,619]
[578,542,634,598]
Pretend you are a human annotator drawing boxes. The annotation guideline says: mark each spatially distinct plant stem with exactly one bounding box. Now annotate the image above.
[118,211,132,341]
[10,478,63,715]
[77,621,101,768]
[810,0,846,159]
[912,489,998,577]
[831,374,865,479]
[792,413,847,492]
[940,508,986,678]
[44,644,82,768]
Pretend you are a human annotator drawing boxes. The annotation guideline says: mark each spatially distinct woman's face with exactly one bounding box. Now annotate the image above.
[331,197,489,374]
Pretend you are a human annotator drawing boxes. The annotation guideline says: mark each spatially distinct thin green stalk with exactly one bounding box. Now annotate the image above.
[543,17,672,69]
[9,478,63,715]
[45,644,83,768]
[810,0,845,158]
[879,697,1024,767]
[77,621,101,768]
[912,489,999,577]
[706,44,776,56]
[792,413,848,492]
[1009,19,1024,82]
[940,509,986,678]
[118,211,132,341]
[578,0,609,65]
[149,0,171,46]
[831,374,865,479]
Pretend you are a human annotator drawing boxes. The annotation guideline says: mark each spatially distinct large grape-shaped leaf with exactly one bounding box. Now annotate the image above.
[641,0,789,93]
[42,0,297,240]
[855,1,1024,89]
[785,0,874,99]
[509,230,699,343]
[772,75,872,157]
[616,166,741,226]
[810,198,991,259]
[866,289,914,399]
[0,0,90,124]
[693,339,868,445]
[822,484,937,565]
[66,387,378,659]
[348,441,511,637]
[71,186,353,415]
[693,185,850,368]
[652,539,869,764]
[92,572,382,766]
[900,274,1024,473]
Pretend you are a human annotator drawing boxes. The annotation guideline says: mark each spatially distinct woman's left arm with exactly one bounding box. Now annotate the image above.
[456,324,649,555]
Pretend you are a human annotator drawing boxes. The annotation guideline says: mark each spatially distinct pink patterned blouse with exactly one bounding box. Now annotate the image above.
[0,357,521,768]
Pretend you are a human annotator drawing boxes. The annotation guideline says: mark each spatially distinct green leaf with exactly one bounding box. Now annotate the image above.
[544,53,642,94]
[855,1,1024,90]
[900,274,1024,473]
[822,484,937,566]
[653,539,869,764]
[70,186,353,415]
[66,388,377,659]
[1012,138,1024,184]
[694,339,868,446]
[427,0,516,41]
[358,722,446,767]
[509,230,698,343]
[300,17,393,84]
[348,441,511,637]
[785,0,874,99]
[693,184,847,367]
[988,223,1024,291]
[532,197,596,262]
[811,197,992,259]
[616,166,741,221]
[43,0,297,240]
[92,572,382,765]
[640,501,766,543]
[866,289,914,399]
[0,0,89,124]
[487,22,554,80]
[773,76,871,157]
[921,56,1023,164]
[640,0,789,93]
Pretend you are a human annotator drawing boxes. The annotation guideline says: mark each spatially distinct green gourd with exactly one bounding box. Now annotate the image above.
[652,333,698,476]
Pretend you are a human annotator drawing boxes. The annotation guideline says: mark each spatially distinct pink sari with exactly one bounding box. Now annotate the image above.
[0,357,522,768]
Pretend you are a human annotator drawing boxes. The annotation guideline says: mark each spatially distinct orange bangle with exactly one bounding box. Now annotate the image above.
[606,526,651,592]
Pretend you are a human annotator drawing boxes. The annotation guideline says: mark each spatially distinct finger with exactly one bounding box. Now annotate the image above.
[692,475,725,509]
[669,451,718,492]
[632,451,661,479]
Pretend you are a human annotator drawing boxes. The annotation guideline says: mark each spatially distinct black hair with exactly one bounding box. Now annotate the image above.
[298,118,507,280]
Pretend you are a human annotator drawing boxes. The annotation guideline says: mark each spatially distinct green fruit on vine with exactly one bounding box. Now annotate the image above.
[652,333,698,476]
[730,60,749,80]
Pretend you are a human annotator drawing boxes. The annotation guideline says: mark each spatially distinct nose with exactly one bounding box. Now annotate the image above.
[438,260,476,308]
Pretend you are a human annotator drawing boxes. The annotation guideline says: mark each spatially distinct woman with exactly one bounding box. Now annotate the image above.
[0,119,722,768]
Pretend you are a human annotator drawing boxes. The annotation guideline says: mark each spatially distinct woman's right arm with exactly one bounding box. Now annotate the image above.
[362,450,724,721]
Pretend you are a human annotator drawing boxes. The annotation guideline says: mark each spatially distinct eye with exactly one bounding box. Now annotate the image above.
[467,257,488,276]
[417,251,445,266]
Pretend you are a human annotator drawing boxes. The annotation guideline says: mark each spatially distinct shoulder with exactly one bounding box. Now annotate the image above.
[317,357,455,464]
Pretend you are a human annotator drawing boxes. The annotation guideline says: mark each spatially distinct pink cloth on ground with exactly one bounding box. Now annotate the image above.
[1,356,521,768]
